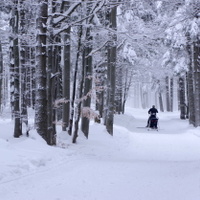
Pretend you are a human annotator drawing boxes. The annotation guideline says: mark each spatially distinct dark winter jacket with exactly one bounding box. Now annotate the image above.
[148,107,158,116]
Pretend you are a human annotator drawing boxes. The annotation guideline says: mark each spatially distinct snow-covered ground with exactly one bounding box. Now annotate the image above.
[1,108,200,200]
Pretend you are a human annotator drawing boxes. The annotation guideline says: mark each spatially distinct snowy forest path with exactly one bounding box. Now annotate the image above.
[1,108,200,200]
[114,108,200,162]
[115,108,190,135]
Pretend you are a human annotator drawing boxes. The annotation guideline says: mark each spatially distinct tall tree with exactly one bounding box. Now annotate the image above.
[186,0,200,126]
[170,78,174,112]
[10,0,22,138]
[35,0,48,142]
[46,0,62,145]
[0,41,3,111]
[156,80,164,112]
[72,35,84,143]
[193,39,200,126]
[61,0,71,131]
[179,76,186,119]
[186,32,195,125]
[20,0,29,135]
[95,62,106,118]
[68,26,82,137]
[165,76,170,112]
[106,1,117,135]
[81,0,95,138]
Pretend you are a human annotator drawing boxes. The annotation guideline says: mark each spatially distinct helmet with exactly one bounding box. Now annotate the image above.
[152,105,155,108]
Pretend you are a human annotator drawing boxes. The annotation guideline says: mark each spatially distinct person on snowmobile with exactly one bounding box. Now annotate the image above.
[146,105,158,127]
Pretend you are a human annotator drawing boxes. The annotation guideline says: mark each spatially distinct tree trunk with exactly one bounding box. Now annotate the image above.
[115,65,123,114]
[179,76,186,119]
[68,26,82,136]
[20,0,29,136]
[35,0,48,141]
[55,37,62,121]
[46,1,60,145]
[95,63,105,118]
[185,73,189,119]
[158,92,164,112]
[10,0,22,138]
[47,38,57,145]
[62,27,71,131]
[193,39,200,126]
[170,78,173,112]
[0,41,3,112]
[165,76,170,111]
[122,67,134,114]
[72,50,84,143]
[62,2,71,131]
[106,4,117,135]
[186,33,195,125]
[81,29,93,138]
[122,69,129,114]
[158,81,164,112]
[30,48,36,108]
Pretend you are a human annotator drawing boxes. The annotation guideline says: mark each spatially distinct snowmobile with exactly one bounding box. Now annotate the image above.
[147,114,158,130]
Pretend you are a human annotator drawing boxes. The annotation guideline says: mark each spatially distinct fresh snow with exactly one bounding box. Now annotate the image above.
[1,108,200,200]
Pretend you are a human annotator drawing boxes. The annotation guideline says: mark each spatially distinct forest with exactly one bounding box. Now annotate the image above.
[0,0,199,145]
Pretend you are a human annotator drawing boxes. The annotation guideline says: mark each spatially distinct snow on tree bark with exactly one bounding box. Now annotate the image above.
[106,3,117,136]
[68,26,82,137]
[165,76,170,112]
[61,1,71,131]
[186,33,195,125]
[35,0,48,141]
[179,76,186,120]
[20,0,29,136]
[193,39,200,126]
[81,1,94,138]
[10,0,22,138]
